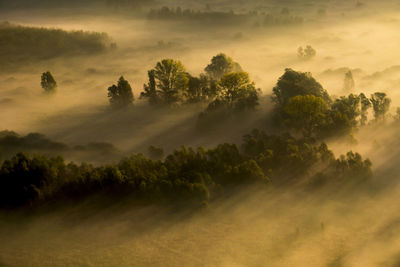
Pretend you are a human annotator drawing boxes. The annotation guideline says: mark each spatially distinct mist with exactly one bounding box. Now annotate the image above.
[1,0,400,266]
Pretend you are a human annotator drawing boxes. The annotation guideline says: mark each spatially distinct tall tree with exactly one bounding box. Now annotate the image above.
[343,70,355,92]
[141,70,159,105]
[41,71,57,93]
[370,92,391,121]
[359,93,371,125]
[151,59,189,106]
[107,76,134,108]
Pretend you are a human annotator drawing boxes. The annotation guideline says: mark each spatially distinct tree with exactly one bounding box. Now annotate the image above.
[359,93,371,125]
[370,92,391,121]
[343,70,355,92]
[41,71,57,93]
[185,74,210,103]
[284,94,328,137]
[218,72,260,111]
[272,68,330,107]
[297,45,316,60]
[205,53,242,80]
[331,94,361,128]
[107,76,134,108]
[143,59,189,106]
[141,70,159,105]
[207,72,260,113]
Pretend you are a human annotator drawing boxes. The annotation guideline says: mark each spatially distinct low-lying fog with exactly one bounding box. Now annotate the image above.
[2,0,400,266]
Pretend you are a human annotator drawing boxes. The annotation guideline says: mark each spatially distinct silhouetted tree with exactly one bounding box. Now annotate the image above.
[141,70,159,105]
[359,93,371,125]
[107,76,134,108]
[343,70,355,92]
[370,92,391,121]
[41,71,57,93]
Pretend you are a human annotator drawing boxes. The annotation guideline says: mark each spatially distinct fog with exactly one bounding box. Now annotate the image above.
[1,0,400,266]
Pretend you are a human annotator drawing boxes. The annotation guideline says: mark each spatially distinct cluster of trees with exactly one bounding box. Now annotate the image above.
[297,45,316,60]
[0,131,121,163]
[261,13,304,26]
[0,22,112,70]
[0,129,372,208]
[147,7,304,28]
[139,54,260,115]
[147,7,249,24]
[272,68,392,138]
[106,0,153,9]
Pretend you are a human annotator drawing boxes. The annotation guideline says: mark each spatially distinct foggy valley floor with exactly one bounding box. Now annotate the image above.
[2,0,400,266]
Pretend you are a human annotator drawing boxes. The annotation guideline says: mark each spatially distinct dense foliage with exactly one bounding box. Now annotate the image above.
[0,22,111,69]
[0,129,372,208]
[140,54,260,122]
[108,76,134,108]
[272,68,391,138]
[0,131,121,163]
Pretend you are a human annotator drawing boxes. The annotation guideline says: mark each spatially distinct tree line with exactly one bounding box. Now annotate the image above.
[0,129,372,208]
[44,53,394,141]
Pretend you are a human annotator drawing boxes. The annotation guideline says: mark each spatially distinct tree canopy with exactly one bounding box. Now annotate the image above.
[370,92,391,121]
[205,53,243,80]
[284,94,328,137]
[107,76,134,108]
[272,68,330,107]
[141,59,189,106]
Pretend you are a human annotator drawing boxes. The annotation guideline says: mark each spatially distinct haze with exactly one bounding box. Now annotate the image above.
[1,0,400,266]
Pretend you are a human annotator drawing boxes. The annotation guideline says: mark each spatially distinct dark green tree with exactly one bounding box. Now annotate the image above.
[272,68,330,107]
[331,94,361,128]
[141,70,159,105]
[284,94,328,137]
[107,76,134,108]
[185,74,210,103]
[41,71,57,93]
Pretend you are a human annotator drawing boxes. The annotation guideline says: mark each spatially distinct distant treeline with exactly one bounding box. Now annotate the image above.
[0,22,113,70]
[105,53,394,142]
[147,7,304,26]
[0,131,121,163]
[0,0,152,8]
[0,129,372,208]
